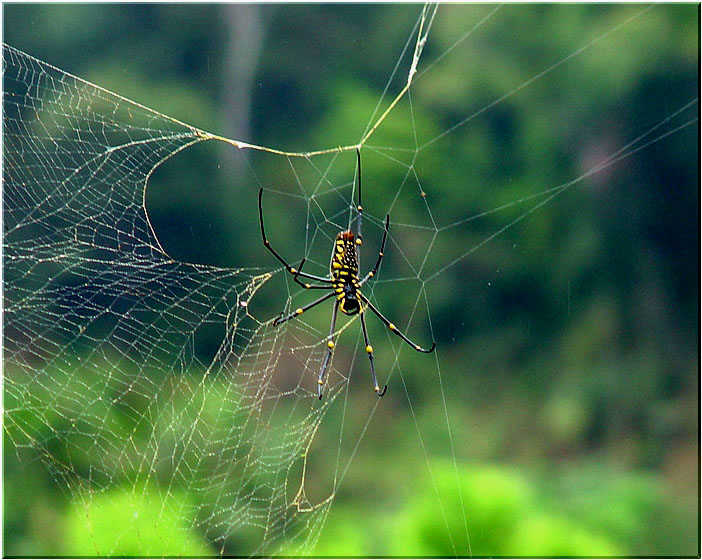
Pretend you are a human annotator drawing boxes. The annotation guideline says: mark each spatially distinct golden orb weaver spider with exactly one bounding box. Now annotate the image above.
[259,148,436,399]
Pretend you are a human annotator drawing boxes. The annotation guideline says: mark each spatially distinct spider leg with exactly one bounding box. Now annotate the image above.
[360,214,389,285]
[355,148,364,244]
[359,293,436,353]
[353,149,389,286]
[317,300,340,399]
[272,291,335,327]
[350,148,367,280]
[259,188,332,283]
[360,308,387,397]
[292,258,332,289]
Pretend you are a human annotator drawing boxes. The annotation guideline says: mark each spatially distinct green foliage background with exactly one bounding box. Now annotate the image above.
[3,4,698,556]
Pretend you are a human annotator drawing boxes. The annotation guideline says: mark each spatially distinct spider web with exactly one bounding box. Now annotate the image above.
[2,44,304,554]
[3,4,698,557]
[2,6,436,555]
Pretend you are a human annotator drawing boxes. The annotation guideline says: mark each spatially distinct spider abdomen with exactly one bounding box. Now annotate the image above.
[332,231,361,315]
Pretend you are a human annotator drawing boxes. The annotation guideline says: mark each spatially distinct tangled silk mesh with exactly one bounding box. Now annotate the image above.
[5,4,697,556]
[2,42,363,554]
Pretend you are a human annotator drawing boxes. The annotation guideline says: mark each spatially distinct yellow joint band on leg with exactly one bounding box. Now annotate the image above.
[355,238,362,245]
[366,345,373,353]
[296,308,303,315]
[389,323,396,331]
[290,268,297,274]
[327,341,335,349]
[375,385,380,392]
[317,379,323,385]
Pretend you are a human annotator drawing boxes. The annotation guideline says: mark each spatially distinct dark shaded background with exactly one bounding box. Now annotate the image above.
[3,4,699,556]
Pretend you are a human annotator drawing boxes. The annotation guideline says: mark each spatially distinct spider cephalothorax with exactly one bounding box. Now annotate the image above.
[259,148,435,399]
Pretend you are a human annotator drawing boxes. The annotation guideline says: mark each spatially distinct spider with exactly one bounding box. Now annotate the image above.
[258,148,436,400]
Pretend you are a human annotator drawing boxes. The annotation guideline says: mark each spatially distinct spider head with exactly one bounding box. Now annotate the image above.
[336,231,357,256]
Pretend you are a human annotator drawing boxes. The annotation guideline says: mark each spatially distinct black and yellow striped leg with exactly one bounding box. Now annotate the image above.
[360,214,389,285]
[272,291,336,327]
[318,300,340,399]
[259,188,333,284]
[293,258,333,290]
[355,148,364,251]
[360,308,387,397]
[359,293,436,353]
